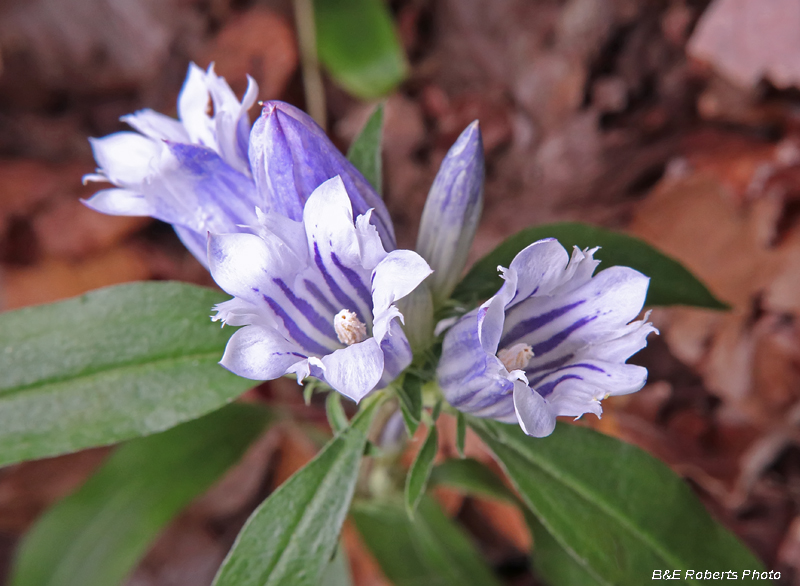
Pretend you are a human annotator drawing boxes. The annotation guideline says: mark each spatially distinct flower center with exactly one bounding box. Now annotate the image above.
[497,343,534,371]
[334,309,367,345]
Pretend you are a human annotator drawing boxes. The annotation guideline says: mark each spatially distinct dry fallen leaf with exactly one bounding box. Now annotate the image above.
[688,0,800,90]
[1,245,152,310]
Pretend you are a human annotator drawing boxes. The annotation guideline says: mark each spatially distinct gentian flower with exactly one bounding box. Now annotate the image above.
[83,63,395,265]
[437,239,656,437]
[416,121,484,305]
[208,176,431,402]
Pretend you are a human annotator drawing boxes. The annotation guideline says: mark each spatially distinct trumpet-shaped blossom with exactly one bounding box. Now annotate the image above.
[416,121,484,304]
[209,176,432,402]
[83,64,396,265]
[438,239,656,437]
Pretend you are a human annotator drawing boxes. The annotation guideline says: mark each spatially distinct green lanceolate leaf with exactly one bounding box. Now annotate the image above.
[526,513,606,586]
[212,398,381,586]
[429,458,516,504]
[314,0,408,99]
[351,497,502,586]
[326,391,349,434]
[397,372,423,436]
[347,104,384,194]
[320,543,353,586]
[469,419,765,586]
[452,222,727,309]
[456,412,466,458]
[0,282,252,467]
[405,422,438,518]
[11,403,271,586]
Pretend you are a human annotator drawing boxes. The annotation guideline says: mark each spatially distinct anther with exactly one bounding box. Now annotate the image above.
[334,309,367,345]
[497,343,534,371]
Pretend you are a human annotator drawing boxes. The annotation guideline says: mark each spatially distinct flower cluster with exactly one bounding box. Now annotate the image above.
[85,63,655,436]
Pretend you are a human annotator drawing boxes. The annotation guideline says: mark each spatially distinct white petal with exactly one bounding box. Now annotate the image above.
[178,63,214,147]
[121,109,189,142]
[303,176,360,264]
[371,304,403,343]
[213,297,261,326]
[371,250,432,314]
[355,210,387,270]
[205,63,240,114]
[81,188,155,216]
[240,75,259,113]
[513,380,556,437]
[554,246,601,294]
[220,325,306,381]
[477,265,520,355]
[89,133,161,186]
[320,338,384,402]
[544,379,604,419]
[254,209,308,263]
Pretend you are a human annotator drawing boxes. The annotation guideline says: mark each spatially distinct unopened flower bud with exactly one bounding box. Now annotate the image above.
[249,102,396,249]
[416,121,484,305]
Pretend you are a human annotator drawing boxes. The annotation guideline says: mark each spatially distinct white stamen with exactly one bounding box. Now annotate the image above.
[497,343,534,371]
[334,309,367,345]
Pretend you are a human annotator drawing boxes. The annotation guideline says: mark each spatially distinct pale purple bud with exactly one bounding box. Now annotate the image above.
[416,121,484,305]
[249,102,396,250]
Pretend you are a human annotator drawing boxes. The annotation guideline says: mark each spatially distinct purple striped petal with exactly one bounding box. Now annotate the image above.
[220,325,307,381]
[208,232,304,306]
[304,177,375,323]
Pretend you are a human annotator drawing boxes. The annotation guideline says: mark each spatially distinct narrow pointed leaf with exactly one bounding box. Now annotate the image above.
[346,104,384,195]
[526,513,606,586]
[456,412,466,458]
[469,418,765,586]
[326,391,349,433]
[0,282,252,467]
[429,458,516,504]
[320,543,353,586]
[11,403,272,586]
[351,497,502,586]
[396,373,422,436]
[212,399,380,586]
[405,423,438,518]
[430,457,604,585]
[452,222,727,309]
[314,0,408,99]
